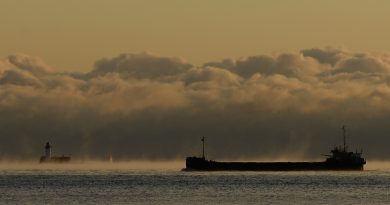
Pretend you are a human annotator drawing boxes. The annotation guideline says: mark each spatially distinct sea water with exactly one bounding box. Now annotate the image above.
[0,162,389,205]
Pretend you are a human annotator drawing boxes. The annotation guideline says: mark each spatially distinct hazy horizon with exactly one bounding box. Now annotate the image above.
[0,160,389,171]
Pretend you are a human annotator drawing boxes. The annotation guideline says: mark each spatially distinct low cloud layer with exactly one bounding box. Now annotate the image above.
[1,48,390,161]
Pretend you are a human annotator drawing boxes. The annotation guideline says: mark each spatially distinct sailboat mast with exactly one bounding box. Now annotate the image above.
[201,136,205,158]
[342,125,346,152]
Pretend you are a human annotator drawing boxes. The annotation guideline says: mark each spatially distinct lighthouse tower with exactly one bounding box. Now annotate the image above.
[45,142,51,160]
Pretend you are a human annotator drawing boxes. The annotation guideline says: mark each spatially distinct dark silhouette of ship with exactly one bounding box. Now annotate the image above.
[185,126,366,171]
[39,142,71,163]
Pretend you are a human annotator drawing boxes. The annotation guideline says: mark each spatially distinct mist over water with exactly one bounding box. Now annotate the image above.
[0,160,389,172]
[0,160,184,171]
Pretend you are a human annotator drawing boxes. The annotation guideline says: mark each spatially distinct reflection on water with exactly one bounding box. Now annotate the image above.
[0,162,389,204]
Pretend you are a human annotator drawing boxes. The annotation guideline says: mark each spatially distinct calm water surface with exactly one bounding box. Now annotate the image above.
[0,165,389,204]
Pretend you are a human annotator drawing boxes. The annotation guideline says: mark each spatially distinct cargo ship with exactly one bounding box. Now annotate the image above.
[184,126,366,171]
[39,142,71,163]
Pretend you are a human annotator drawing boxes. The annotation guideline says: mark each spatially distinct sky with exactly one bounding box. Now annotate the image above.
[1,0,390,71]
[1,1,390,161]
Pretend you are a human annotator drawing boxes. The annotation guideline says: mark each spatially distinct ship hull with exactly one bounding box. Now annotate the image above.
[185,157,364,171]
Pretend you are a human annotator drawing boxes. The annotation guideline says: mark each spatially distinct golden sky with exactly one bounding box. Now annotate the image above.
[1,0,389,71]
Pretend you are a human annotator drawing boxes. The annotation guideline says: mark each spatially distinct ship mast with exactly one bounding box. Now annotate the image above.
[342,125,347,152]
[201,136,205,159]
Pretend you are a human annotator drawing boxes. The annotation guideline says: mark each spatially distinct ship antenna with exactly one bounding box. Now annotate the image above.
[201,136,205,159]
[342,125,347,152]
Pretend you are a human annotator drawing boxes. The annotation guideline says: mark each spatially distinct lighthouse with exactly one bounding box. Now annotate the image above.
[39,141,71,163]
[45,142,51,160]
